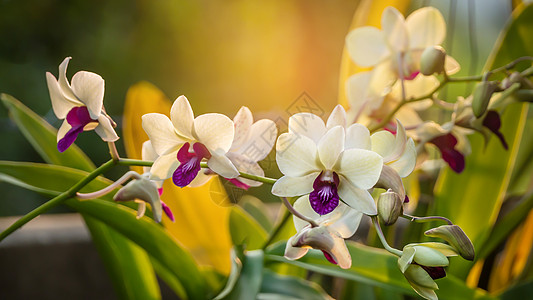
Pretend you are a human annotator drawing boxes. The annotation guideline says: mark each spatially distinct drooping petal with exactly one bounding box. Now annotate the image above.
[57,124,84,152]
[337,179,377,215]
[232,119,277,162]
[46,72,78,119]
[328,233,352,269]
[231,106,253,149]
[70,71,104,119]
[193,113,234,152]
[381,6,408,52]
[288,113,326,144]
[149,151,180,181]
[95,115,119,142]
[170,95,195,139]
[142,113,185,155]
[327,203,363,238]
[326,105,347,129]
[271,172,318,198]
[317,126,345,170]
[336,149,383,190]
[405,7,446,49]
[284,235,309,261]
[345,124,371,150]
[346,26,389,67]
[207,151,239,179]
[276,133,321,177]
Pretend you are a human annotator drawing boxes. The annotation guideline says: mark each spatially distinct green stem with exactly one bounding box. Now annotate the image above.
[371,216,402,257]
[199,162,278,185]
[400,214,453,225]
[261,208,291,250]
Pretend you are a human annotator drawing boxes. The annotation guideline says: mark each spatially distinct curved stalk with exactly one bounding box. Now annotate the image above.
[401,213,453,225]
[281,197,318,228]
[371,216,403,257]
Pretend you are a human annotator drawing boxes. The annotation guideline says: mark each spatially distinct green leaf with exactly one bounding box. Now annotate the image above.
[433,4,533,278]
[65,197,208,299]
[229,206,268,250]
[0,93,95,172]
[259,269,331,300]
[265,241,495,300]
[240,195,273,231]
[500,279,533,299]
[215,248,264,300]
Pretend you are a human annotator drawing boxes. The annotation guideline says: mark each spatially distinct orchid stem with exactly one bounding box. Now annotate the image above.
[108,142,120,162]
[371,216,403,257]
[76,171,142,200]
[281,197,318,228]
[401,214,453,225]
[199,161,278,185]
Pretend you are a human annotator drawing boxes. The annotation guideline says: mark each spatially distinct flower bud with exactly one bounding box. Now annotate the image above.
[513,89,533,103]
[501,72,523,90]
[113,177,163,222]
[425,225,475,261]
[375,164,406,201]
[377,189,403,226]
[420,46,446,75]
[472,81,499,118]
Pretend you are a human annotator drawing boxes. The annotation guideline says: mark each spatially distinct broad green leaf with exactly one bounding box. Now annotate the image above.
[123,82,233,274]
[265,241,495,300]
[259,269,331,300]
[499,279,533,299]
[64,197,208,299]
[0,94,161,299]
[0,93,95,171]
[229,206,268,250]
[215,248,264,300]
[433,4,533,279]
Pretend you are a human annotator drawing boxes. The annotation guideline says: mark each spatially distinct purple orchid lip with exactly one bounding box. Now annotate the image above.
[173,142,211,187]
[57,106,97,152]
[483,110,508,150]
[309,171,340,215]
[430,133,465,173]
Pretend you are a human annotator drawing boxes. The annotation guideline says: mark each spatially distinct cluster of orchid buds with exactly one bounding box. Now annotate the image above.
[43,6,533,300]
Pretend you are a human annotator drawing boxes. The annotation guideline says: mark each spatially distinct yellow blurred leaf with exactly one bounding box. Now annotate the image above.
[338,0,411,106]
[123,82,232,274]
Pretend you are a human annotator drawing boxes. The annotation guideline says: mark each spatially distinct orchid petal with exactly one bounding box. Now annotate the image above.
[406,7,446,49]
[95,115,119,142]
[150,151,180,181]
[329,234,352,269]
[271,172,318,198]
[142,113,185,155]
[207,151,239,179]
[382,6,408,52]
[346,26,389,67]
[326,105,347,129]
[317,126,345,170]
[370,131,395,158]
[232,106,253,149]
[227,157,265,187]
[46,72,78,119]
[337,179,377,215]
[389,138,416,177]
[444,55,461,75]
[345,123,371,150]
[233,119,277,161]
[284,236,309,261]
[193,113,234,152]
[170,95,195,139]
[142,140,158,174]
[188,171,213,188]
[70,71,104,119]
[57,57,81,103]
[328,204,362,239]
[336,148,383,190]
[288,113,326,144]
[292,195,321,231]
[57,119,72,142]
[276,133,321,177]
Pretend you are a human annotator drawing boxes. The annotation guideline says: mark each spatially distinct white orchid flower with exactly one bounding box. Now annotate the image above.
[226,106,277,189]
[272,107,383,215]
[142,96,239,187]
[46,57,118,152]
[284,195,363,269]
[346,6,459,82]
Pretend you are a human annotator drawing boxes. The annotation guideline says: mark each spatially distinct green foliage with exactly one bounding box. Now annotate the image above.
[229,206,268,250]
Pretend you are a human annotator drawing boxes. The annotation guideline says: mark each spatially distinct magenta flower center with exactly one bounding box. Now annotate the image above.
[173,142,211,187]
[57,106,97,152]
[309,171,340,215]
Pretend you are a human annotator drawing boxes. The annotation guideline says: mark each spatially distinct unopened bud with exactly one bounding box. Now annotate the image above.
[114,177,163,222]
[420,46,446,75]
[375,164,406,200]
[472,81,499,118]
[501,72,523,90]
[425,225,475,261]
[513,89,533,103]
[377,189,403,225]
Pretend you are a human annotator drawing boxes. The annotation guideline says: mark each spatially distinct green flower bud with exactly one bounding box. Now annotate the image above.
[113,177,163,222]
[375,164,406,201]
[513,89,533,103]
[377,189,403,226]
[420,46,446,76]
[403,265,439,300]
[425,225,475,261]
[472,81,498,118]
